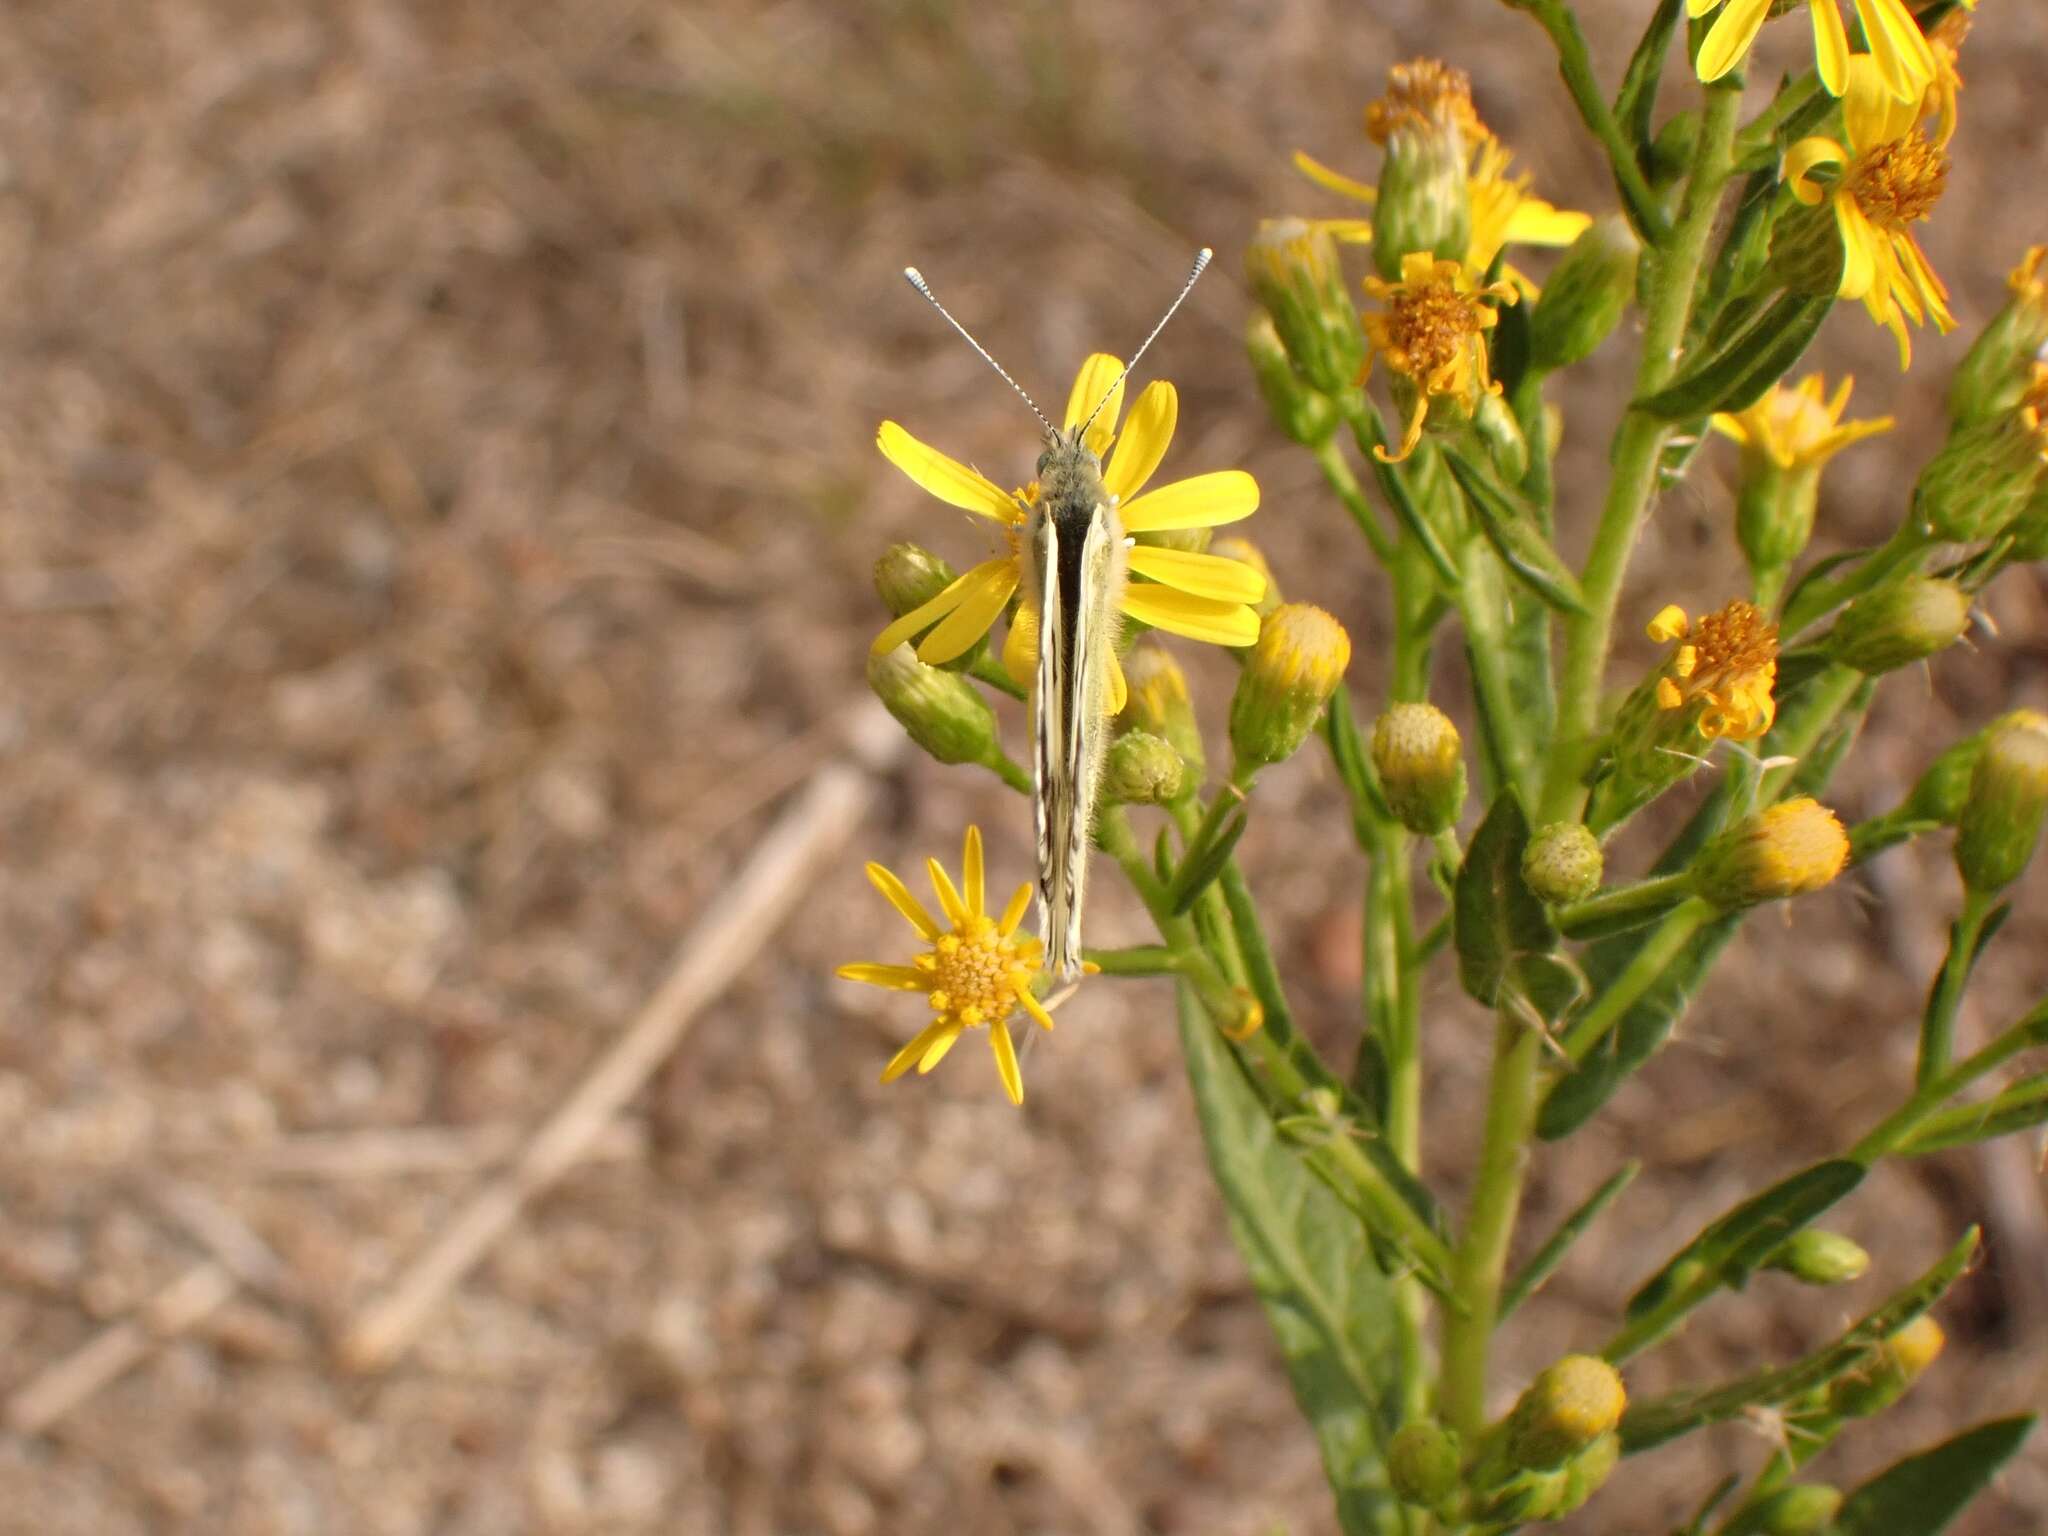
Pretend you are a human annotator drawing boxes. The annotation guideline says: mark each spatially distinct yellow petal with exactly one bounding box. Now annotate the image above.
[1106,644,1128,716]
[1126,545,1269,603]
[917,1023,965,1073]
[997,881,1033,938]
[1320,219,1377,245]
[881,1021,953,1083]
[1003,599,1038,690]
[1709,411,1751,446]
[962,825,984,919]
[1646,604,1690,642]
[872,570,975,655]
[866,861,940,940]
[1118,585,1260,646]
[927,856,967,927]
[1017,987,1055,1033]
[877,421,1018,521]
[1656,676,1684,710]
[1103,381,1177,504]
[1501,199,1592,248]
[1782,136,1847,205]
[989,1021,1024,1105]
[1853,0,1935,102]
[1292,149,1379,205]
[1064,354,1126,457]
[1834,197,1878,301]
[1687,0,1724,16]
[1810,0,1849,96]
[1119,470,1260,533]
[837,962,931,991]
[1840,54,1897,150]
[914,559,1020,665]
[1695,0,1772,81]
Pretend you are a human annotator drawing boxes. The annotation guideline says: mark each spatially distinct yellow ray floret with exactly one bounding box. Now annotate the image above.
[1710,373,1894,470]
[1648,600,1780,741]
[872,356,1265,686]
[1691,0,1934,102]
[1361,252,1518,462]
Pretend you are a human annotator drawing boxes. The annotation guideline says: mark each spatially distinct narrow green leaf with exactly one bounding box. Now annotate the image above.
[1624,1160,1867,1321]
[1176,989,1404,1534]
[1898,1073,2048,1154]
[1454,791,1557,1007]
[1832,1415,2036,1536]
[1167,808,1249,914]
[1634,293,1834,421]
[1615,0,1683,158]
[1500,1162,1640,1319]
[1620,1227,1979,1452]
[1444,447,1588,615]
[1352,412,1460,587]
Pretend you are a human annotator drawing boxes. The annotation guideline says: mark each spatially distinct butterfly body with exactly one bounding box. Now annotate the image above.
[1024,432,1128,979]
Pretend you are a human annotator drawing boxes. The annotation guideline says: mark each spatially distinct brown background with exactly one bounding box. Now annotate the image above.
[2,1,2044,1532]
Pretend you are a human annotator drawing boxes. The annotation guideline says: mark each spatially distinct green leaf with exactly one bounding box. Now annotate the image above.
[1166,807,1249,914]
[1454,790,1558,1007]
[1624,1160,1866,1321]
[1832,1415,2037,1536]
[1500,1161,1640,1320]
[1898,1073,2048,1154]
[1352,413,1460,588]
[1444,447,1588,615]
[1615,0,1683,158]
[1537,909,1741,1139]
[1620,1227,1979,1453]
[1633,292,1834,421]
[1176,988,1405,1535]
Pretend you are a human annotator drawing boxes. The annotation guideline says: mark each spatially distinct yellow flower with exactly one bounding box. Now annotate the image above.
[1647,600,1779,741]
[1694,796,1851,908]
[1784,55,1954,368]
[1691,0,1935,103]
[1710,373,1894,470]
[1361,252,1518,462]
[872,354,1266,709]
[1920,8,1970,148]
[1362,57,1487,149]
[839,825,1078,1107]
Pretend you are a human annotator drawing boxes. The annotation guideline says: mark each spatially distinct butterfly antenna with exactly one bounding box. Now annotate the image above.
[902,266,1056,439]
[1079,247,1212,438]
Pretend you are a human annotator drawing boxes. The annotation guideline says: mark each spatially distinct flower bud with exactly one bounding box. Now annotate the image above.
[1371,702,1466,834]
[1522,822,1603,905]
[1691,797,1850,911]
[1208,536,1282,620]
[1231,604,1352,768]
[1246,310,1339,448]
[867,645,1004,771]
[1370,82,1474,277]
[1766,1229,1871,1286]
[1955,710,2048,894]
[1752,1484,1844,1536]
[873,542,957,619]
[1528,213,1640,371]
[1905,731,1991,825]
[1828,575,1972,675]
[1387,1421,1461,1508]
[1715,376,1892,580]
[1474,1466,1567,1524]
[1245,219,1364,399]
[1120,644,1205,790]
[1914,364,2048,544]
[1103,729,1185,806]
[1505,1355,1626,1471]
[1830,1315,1944,1418]
[2002,483,2048,563]
[1949,247,2048,428]
[1554,1430,1620,1516]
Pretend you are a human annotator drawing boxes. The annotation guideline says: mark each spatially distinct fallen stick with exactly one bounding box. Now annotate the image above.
[337,704,901,1373]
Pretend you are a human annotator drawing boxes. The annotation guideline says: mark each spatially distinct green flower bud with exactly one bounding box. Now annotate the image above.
[1830,1315,1944,1418]
[1475,1465,1568,1524]
[1246,310,1339,448]
[1371,114,1472,279]
[1387,1421,1461,1508]
[1120,644,1205,792]
[2002,483,2048,563]
[1474,389,1528,482]
[1506,1355,1626,1471]
[867,645,1004,771]
[1245,219,1364,399]
[1209,535,1282,620]
[873,542,957,618]
[1231,604,1352,767]
[1647,109,1699,188]
[1752,1484,1844,1536]
[1522,822,1604,905]
[1914,366,2048,544]
[1955,710,2048,894]
[1555,1430,1620,1516]
[1692,797,1849,911]
[1371,702,1466,834]
[1766,1229,1871,1286]
[1949,247,2048,428]
[1528,213,1639,371]
[1905,731,1990,825]
[1103,730,1185,806]
[1828,574,1973,675]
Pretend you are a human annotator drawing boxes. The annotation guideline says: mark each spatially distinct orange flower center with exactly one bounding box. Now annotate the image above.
[1385,279,1486,379]
[1849,134,1949,230]
[1686,600,1779,687]
[1366,57,1486,146]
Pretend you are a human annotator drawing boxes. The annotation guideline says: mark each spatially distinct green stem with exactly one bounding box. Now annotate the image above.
[969,653,1027,700]
[1440,1020,1547,1440]
[1553,872,1695,939]
[1542,83,1743,823]
[1558,898,1717,1063]
[1852,999,2048,1162]
[985,753,1033,794]
[1757,663,1867,804]
[1917,889,1999,1090]
[1314,435,1397,565]
[1519,0,1672,244]
[1081,944,1184,977]
[1780,522,1933,638]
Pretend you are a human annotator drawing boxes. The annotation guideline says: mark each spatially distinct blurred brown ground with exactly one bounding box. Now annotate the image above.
[1,1,2044,1532]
